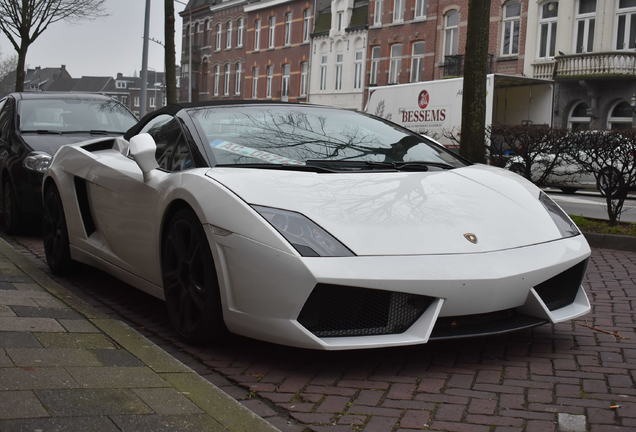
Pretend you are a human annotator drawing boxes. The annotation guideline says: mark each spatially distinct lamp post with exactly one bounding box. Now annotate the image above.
[140,0,151,116]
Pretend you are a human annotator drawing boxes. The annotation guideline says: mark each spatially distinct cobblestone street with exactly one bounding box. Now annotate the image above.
[5,235,636,432]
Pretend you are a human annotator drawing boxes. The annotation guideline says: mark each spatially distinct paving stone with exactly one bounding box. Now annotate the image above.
[0,275,31,283]
[0,332,42,348]
[92,348,144,367]
[0,348,12,366]
[110,414,226,432]
[10,305,83,319]
[132,388,203,415]
[0,317,65,332]
[34,332,115,349]
[67,366,168,388]
[6,347,101,367]
[12,282,44,292]
[59,318,100,333]
[0,416,120,432]
[0,282,16,290]
[558,413,587,432]
[33,297,68,308]
[35,388,152,415]
[0,390,48,419]
[0,304,16,317]
[0,367,77,390]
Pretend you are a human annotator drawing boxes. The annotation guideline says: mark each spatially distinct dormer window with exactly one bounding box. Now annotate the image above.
[116,81,127,89]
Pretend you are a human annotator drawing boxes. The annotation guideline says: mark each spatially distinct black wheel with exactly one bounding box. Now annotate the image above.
[162,208,227,344]
[560,187,578,194]
[43,185,74,275]
[597,167,624,198]
[1,178,21,234]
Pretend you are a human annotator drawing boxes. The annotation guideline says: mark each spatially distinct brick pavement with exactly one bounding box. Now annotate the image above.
[5,234,636,432]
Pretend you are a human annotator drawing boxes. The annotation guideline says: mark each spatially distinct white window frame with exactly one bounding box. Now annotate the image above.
[254,19,261,50]
[373,0,382,26]
[303,9,312,42]
[414,0,426,19]
[252,67,259,98]
[354,50,363,89]
[335,54,343,90]
[410,41,425,82]
[224,64,230,95]
[319,55,328,90]
[607,100,633,129]
[501,1,521,56]
[337,11,344,31]
[237,18,244,47]
[268,16,276,48]
[281,64,290,101]
[568,101,591,130]
[300,61,308,96]
[149,96,155,108]
[215,23,222,51]
[443,10,459,58]
[574,0,595,53]
[284,12,292,45]
[266,65,273,98]
[392,0,404,23]
[389,43,402,84]
[616,0,636,50]
[370,46,380,85]
[538,1,558,59]
[226,21,233,49]
[214,64,220,96]
[134,96,140,107]
[235,63,242,95]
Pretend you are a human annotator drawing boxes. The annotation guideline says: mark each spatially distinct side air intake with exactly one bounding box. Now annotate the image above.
[74,177,96,236]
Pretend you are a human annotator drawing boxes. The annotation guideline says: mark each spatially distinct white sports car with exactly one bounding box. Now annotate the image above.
[43,102,591,350]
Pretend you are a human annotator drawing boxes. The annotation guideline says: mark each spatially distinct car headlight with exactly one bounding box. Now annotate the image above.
[539,192,580,238]
[251,205,354,257]
[23,151,52,173]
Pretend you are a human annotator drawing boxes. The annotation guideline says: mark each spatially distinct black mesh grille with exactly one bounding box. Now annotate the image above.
[297,284,433,337]
[534,259,588,311]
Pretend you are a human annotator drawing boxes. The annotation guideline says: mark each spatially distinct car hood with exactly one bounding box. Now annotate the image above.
[206,164,568,256]
[20,133,118,155]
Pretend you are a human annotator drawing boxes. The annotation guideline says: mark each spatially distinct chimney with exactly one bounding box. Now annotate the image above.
[117,73,123,79]
[61,65,66,70]
[35,66,41,71]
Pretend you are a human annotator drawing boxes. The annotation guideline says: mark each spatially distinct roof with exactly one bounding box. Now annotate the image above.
[180,0,210,14]
[1,66,71,97]
[9,92,115,101]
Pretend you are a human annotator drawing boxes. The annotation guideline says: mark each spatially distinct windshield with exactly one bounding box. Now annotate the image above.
[18,98,137,133]
[189,105,466,168]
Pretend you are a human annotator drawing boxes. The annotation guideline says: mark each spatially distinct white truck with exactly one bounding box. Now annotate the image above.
[365,74,554,148]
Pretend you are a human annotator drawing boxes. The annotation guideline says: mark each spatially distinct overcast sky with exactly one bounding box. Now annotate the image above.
[0,0,185,78]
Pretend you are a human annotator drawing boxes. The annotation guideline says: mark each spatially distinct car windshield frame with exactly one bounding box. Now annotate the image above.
[186,104,469,170]
[17,97,137,135]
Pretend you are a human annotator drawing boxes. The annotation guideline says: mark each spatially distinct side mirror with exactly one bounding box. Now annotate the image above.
[129,133,158,180]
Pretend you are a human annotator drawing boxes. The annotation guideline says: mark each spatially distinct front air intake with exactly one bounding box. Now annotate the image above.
[534,259,588,311]
[297,284,433,337]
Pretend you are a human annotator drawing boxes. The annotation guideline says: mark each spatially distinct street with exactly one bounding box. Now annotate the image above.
[547,190,636,223]
[2,233,635,432]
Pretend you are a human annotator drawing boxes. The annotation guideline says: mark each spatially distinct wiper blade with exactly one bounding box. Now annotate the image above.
[214,163,336,173]
[20,130,62,134]
[305,160,456,171]
[61,130,125,135]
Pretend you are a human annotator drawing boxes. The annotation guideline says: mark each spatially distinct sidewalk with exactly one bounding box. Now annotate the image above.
[0,238,280,432]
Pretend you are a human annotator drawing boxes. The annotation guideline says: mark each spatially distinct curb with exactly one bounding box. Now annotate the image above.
[583,231,636,253]
[0,237,281,432]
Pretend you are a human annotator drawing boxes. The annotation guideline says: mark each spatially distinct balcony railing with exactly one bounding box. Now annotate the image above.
[532,52,636,80]
[441,54,494,78]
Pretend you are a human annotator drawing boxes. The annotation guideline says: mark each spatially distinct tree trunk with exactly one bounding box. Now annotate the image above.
[164,0,177,105]
[14,43,29,92]
[459,0,492,164]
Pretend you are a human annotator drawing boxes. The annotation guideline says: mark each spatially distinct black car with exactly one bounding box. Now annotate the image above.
[0,93,137,233]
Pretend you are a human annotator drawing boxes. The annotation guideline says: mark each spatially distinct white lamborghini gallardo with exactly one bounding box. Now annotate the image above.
[42,103,591,350]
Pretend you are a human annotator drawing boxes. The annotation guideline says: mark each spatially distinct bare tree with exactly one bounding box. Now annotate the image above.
[164,0,177,104]
[0,0,106,92]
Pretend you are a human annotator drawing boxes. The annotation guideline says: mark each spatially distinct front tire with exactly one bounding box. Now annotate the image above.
[43,185,74,275]
[560,187,578,194]
[162,208,227,344]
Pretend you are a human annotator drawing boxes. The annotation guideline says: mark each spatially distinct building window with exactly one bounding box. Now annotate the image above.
[235,63,242,95]
[237,18,244,47]
[617,0,636,50]
[414,0,426,18]
[354,50,363,89]
[336,11,344,31]
[538,1,558,58]
[215,23,222,51]
[574,0,595,53]
[226,21,233,49]
[203,20,210,45]
[149,96,155,108]
[281,64,290,101]
[410,41,425,82]
[303,9,311,42]
[568,102,591,130]
[501,1,521,56]
[373,0,382,25]
[121,95,128,105]
[224,64,230,95]
[116,80,126,89]
[444,10,459,57]
[370,46,380,85]
[320,55,328,90]
[392,0,404,23]
[134,96,140,107]
[252,67,259,98]
[607,100,633,129]
[335,54,344,90]
[284,13,292,45]
[254,19,261,50]
[389,43,402,84]
[266,65,273,98]
[214,64,220,96]
[300,61,308,96]
[268,16,276,48]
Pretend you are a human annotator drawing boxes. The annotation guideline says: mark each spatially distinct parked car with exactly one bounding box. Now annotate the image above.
[43,102,591,349]
[0,93,137,233]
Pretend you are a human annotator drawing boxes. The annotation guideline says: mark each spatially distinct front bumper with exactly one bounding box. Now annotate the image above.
[208,228,591,350]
